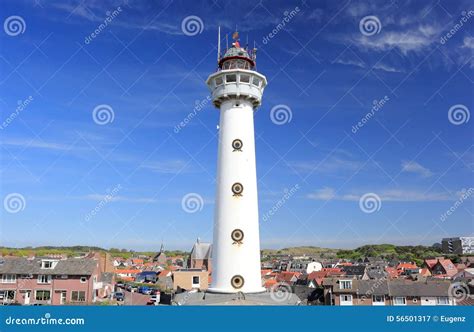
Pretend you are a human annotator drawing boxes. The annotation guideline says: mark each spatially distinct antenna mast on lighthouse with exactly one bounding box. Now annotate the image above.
[217,26,221,63]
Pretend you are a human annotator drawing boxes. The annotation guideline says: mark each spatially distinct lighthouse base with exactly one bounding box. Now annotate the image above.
[173,290,301,306]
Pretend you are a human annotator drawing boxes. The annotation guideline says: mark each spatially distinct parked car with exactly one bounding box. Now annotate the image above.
[114,292,125,302]
[147,293,161,305]
[130,286,138,292]
[138,286,151,295]
[125,284,132,292]
[116,282,124,288]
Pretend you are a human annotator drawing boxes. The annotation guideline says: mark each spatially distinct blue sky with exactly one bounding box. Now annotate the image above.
[0,0,473,251]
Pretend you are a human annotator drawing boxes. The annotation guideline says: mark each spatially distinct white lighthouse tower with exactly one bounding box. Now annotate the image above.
[206,30,267,294]
[173,29,299,305]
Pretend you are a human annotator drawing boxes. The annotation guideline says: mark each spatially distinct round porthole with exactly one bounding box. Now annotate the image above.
[232,139,243,151]
[231,229,244,242]
[231,275,244,289]
[232,182,243,195]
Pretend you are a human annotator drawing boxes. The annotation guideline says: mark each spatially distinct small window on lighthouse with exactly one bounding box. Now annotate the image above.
[240,75,250,83]
[226,74,237,83]
[252,77,261,87]
[215,76,223,86]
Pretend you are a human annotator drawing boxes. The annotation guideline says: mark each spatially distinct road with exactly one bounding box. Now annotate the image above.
[122,290,151,306]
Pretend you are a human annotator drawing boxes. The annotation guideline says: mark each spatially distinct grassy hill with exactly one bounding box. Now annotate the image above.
[0,246,187,259]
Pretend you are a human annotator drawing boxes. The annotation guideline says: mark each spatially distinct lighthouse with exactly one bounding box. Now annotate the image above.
[206,30,267,294]
[173,29,299,304]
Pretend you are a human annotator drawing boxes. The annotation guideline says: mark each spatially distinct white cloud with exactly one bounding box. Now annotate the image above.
[401,161,433,178]
[354,24,443,55]
[307,187,336,200]
[463,36,474,49]
[333,57,366,68]
[307,187,451,202]
[372,62,403,72]
[140,160,193,174]
[83,194,156,203]
[290,156,366,174]
[2,138,71,151]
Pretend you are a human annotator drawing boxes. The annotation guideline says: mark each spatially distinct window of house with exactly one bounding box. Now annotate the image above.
[192,276,200,287]
[80,277,87,283]
[340,295,352,303]
[394,297,407,305]
[226,74,237,83]
[1,274,16,283]
[437,297,449,305]
[215,76,223,86]
[37,275,52,284]
[373,295,384,303]
[35,290,51,301]
[240,75,250,83]
[71,291,86,302]
[339,280,352,290]
[41,260,53,269]
[0,290,15,301]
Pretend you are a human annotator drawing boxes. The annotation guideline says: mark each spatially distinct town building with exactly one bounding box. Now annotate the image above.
[323,278,455,306]
[173,269,209,291]
[442,237,474,254]
[187,238,212,271]
[0,256,102,305]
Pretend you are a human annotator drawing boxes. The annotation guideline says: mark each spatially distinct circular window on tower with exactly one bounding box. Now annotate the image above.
[231,229,244,243]
[232,182,243,196]
[231,275,244,289]
[232,139,243,151]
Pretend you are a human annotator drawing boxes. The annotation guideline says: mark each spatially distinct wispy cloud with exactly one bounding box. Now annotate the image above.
[290,156,367,174]
[83,194,157,203]
[354,24,443,55]
[140,159,194,174]
[401,160,433,178]
[307,187,452,202]
[1,138,72,151]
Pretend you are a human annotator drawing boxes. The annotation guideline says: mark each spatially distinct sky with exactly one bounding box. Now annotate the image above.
[0,0,473,251]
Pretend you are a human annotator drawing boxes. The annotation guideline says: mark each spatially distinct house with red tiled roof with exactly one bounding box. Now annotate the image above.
[277,271,301,284]
[264,279,278,289]
[385,267,398,279]
[131,258,144,265]
[426,259,457,278]
[396,263,419,276]
[419,268,431,277]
